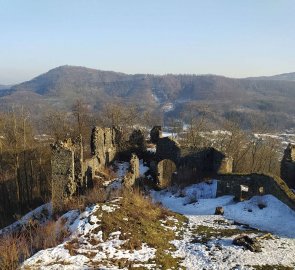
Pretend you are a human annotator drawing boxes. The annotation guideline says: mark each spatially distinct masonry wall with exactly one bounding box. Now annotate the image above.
[123,154,140,188]
[157,159,177,188]
[83,156,100,187]
[217,173,295,211]
[156,137,181,164]
[51,141,76,211]
[91,127,122,169]
[281,144,295,189]
[174,147,233,184]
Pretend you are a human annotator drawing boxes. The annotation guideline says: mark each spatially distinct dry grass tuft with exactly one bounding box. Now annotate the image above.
[0,234,29,270]
[0,219,69,270]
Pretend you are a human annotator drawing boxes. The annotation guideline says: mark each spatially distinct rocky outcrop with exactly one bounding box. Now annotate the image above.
[233,234,262,252]
[214,206,224,215]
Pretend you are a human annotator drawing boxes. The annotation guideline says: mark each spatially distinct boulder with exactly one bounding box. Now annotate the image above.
[214,206,224,215]
[233,234,262,252]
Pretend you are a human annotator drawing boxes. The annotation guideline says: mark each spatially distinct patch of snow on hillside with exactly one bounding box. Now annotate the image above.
[162,131,173,137]
[151,93,160,103]
[147,146,156,153]
[153,183,295,237]
[0,203,52,236]
[162,103,174,112]
[152,181,295,269]
[22,200,156,270]
[115,161,129,178]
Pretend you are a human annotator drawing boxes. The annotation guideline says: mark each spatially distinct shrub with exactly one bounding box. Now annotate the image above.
[0,234,29,270]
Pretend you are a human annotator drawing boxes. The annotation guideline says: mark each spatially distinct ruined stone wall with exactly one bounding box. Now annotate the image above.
[83,156,100,187]
[281,144,295,189]
[123,154,140,188]
[150,126,162,144]
[128,129,146,156]
[73,136,84,188]
[91,127,122,169]
[175,147,233,184]
[213,153,233,174]
[217,173,295,211]
[157,159,177,188]
[156,137,181,164]
[51,140,76,211]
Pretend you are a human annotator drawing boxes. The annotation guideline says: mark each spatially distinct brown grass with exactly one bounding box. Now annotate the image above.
[191,224,262,244]
[0,219,69,270]
[55,185,107,214]
[0,234,29,270]
[96,188,187,269]
[251,265,294,270]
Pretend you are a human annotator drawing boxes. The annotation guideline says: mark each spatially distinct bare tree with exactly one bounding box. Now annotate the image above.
[44,110,71,141]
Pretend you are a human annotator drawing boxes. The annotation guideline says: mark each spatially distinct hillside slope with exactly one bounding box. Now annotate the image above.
[17,180,295,270]
[2,66,295,129]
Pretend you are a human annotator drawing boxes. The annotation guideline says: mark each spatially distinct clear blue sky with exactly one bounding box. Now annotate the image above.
[0,0,294,84]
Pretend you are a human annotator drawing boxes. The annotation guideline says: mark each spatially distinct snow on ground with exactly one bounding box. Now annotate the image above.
[162,102,174,112]
[139,159,149,175]
[22,200,156,270]
[115,161,130,178]
[16,175,295,269]
[0,203,52,236]
[147,146,156,153]
[162,131,173,137]
[103,161,129,187]
[152,181,295,269]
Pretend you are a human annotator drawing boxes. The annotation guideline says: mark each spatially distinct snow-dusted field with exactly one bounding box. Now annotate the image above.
[22,200,157,270]
[152,181,295,269]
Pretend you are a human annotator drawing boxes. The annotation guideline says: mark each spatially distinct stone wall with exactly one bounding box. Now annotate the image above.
[281,143,295,189]
[123,154,140,188]
[150,126,162,144]
[83,156,100,187]
[73,136,84,188]
[51,126,124,211]
[128,129,146,154]
[91,126,122,169]
[156,136,181,164]
[157,159,177,188]
[213,153,233,174]
[217,173,295,211]
[51,139,76,211]
[175,147,233,184]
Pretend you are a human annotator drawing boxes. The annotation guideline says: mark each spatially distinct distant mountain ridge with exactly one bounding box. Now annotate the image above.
[248,72,295,81]
[2,65,295,130]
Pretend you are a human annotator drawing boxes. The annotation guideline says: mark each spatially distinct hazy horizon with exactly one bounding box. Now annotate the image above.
[1,0,295,84]
[2,64,295,86]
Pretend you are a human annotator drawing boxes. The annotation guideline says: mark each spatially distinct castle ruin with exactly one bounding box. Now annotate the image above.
[281,143,295,189]
[51,125,295,212]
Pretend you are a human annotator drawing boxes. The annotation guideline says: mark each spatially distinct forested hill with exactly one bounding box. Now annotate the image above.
[2,65,295,129]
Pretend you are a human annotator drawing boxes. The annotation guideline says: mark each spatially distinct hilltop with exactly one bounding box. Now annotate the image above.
[2,66,295,129]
